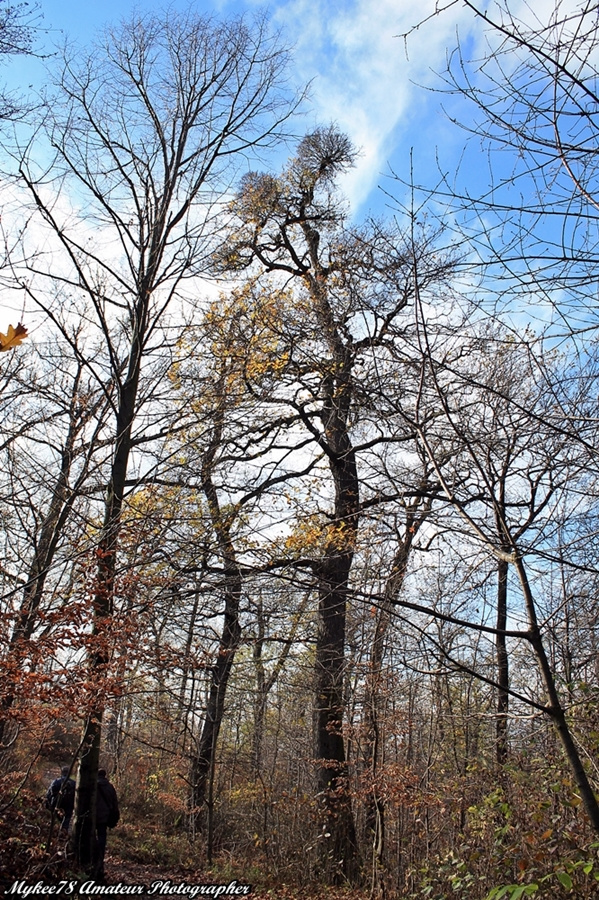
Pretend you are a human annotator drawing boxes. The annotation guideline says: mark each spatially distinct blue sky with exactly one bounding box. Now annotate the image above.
[3,0,592,339]
[6,0,481,218]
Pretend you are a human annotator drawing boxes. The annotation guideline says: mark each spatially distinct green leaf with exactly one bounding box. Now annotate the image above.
[510,886,539,900]
[487,883,539,900]
[485,886,515,900]
[583,863,593,875]
[557,872,573,890]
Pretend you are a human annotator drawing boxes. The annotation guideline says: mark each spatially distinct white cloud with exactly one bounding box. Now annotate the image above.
[269,0,477,214]
[262,0,592,217]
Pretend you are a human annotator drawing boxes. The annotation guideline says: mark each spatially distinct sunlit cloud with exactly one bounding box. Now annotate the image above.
[267,0,478,213]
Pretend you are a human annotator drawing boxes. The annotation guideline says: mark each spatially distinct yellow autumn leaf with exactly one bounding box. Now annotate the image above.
[0,322,27,352]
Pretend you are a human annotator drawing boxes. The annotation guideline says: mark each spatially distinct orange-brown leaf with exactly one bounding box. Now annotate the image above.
[0,322,27,352]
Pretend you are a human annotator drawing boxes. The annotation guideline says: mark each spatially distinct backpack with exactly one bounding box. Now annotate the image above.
[45,777,75,813]
[56,778,76,812]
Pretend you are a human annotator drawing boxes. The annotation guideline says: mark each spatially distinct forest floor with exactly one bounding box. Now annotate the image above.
[103,853,370,900]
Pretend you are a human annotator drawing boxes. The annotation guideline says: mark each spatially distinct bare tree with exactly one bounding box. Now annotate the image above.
[404,317,599,833]
[395,0,599,835]
[407,0,599,331]
[0,0,41,121]
[9,8,296,871]
[0,336,112,752]
[217,126,452,880]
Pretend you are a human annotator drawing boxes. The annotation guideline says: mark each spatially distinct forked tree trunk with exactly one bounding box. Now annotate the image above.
[190,391,242,860]
[363,514,422,900]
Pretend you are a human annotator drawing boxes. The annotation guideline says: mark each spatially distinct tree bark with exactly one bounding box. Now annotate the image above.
[363,513,422,898]
[496,556,509,766]
[313,353,360,882]
[514,555,599,834]
[191,391,242,861]
[72,361,140,869]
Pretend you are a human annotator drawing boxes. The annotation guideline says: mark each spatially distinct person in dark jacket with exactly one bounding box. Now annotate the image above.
[46,766,76,832]
[94,769,120,880]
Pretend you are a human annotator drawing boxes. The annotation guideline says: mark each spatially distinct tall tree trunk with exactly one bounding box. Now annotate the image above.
[514,555,599,834]
[191,391,242,861]
[315,551,358,881]
[363,510,423,900]
[496,556,509,766]
[313,358,360,882]
[252,591,310,779]
[252,598,267,780]
[72,355,141,870]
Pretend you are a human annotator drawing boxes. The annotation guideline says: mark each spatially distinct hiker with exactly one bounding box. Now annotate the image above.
[45,765,76,832]
[94,768,120,881]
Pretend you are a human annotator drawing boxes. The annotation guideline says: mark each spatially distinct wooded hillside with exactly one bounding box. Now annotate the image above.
[1,3,599,899]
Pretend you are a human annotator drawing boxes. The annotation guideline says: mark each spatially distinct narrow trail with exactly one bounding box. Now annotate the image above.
[102,855,179,885]
[99,857,263,897]
[97,859,369,899]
